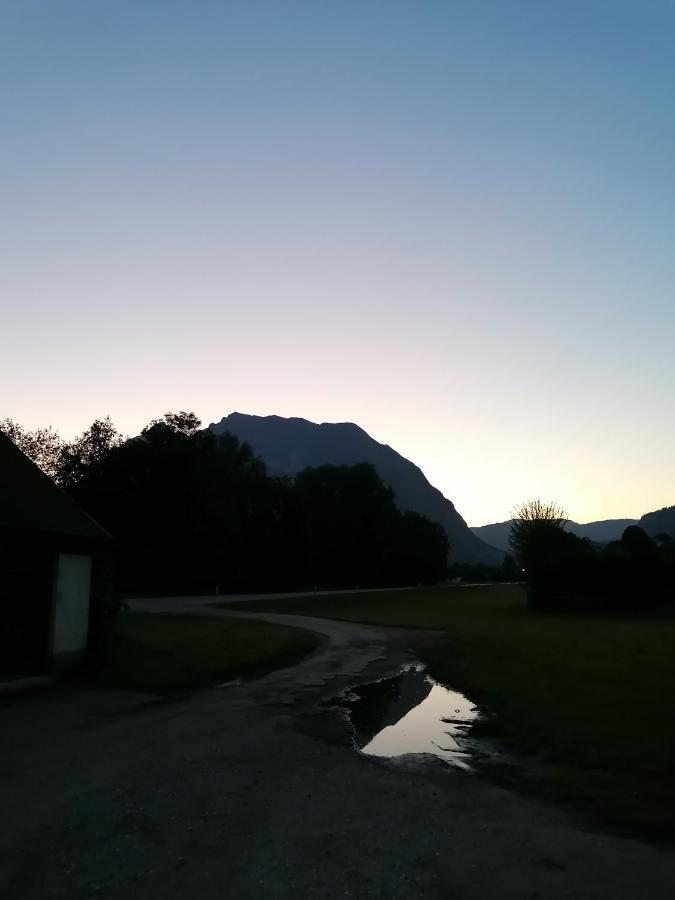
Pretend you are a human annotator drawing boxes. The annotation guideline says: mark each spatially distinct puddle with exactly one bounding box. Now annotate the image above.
[332,665,479,770]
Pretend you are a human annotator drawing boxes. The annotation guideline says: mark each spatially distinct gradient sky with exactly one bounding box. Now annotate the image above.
[3,2,675,525]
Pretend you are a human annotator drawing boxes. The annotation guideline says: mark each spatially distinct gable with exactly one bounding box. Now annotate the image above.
[0,433,110,543]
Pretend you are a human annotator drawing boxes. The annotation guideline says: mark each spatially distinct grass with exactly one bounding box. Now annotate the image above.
[232,584,675,839]
[85,611,321,694]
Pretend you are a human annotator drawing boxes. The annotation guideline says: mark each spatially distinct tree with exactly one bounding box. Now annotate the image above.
[4,409,454,595]
[285,464,449,589]
[66,414,271,594]
[390,511,448,586]
[509,499,567,566]
[0,418,64,480]
[148,411,201,435]
[620,524,655,552]
[599,525,665,610]
[500,553,520,582]
[58,417,123,487]
[509,499,597,610]
[290,463,400,588]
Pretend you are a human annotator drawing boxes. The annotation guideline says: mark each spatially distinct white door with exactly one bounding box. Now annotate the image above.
[52,553,92,656]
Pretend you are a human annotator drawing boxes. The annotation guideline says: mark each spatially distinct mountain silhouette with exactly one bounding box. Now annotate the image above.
[639,505,675,538]
[473,507,675,553]
[209,413,502,565]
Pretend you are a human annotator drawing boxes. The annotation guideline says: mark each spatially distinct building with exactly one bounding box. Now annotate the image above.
[0,433,111,682]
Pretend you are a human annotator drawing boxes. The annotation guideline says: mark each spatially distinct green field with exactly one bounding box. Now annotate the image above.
[232,585,675,839]
[86,612,321,694]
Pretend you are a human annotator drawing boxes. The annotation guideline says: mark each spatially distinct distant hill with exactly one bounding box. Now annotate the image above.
[571,519,640,543]
[209,412,503,565]
[472,508,675,553]
[640,505,675,538]
[469,521,515,554]
[472,519,639,552]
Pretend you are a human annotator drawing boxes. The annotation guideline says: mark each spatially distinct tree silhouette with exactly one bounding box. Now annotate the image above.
[58,417,123,488]
[509,499,567,565]
[4,411,451,594]
[148,411,202,435]
[0,418,63,480]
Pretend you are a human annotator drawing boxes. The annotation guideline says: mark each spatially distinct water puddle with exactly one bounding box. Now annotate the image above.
[332,665,479,770]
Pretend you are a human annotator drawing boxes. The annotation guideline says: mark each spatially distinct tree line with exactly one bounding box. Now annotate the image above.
[510,499,675,613]
[2,413,449,594]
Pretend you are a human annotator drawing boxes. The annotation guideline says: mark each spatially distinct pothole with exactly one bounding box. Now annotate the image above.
[330,664,479,770]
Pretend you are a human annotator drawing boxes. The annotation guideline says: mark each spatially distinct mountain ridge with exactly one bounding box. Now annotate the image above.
[472,508,675,553]
[209,412,502,565]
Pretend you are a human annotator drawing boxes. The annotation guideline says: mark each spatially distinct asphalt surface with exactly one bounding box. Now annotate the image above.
[2,597,675,899]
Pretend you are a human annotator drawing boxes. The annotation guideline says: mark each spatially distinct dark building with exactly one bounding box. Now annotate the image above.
[0,433,111,682]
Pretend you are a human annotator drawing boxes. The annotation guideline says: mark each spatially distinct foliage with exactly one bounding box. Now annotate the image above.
[286,464,448,588]
[66,415,270,594]
[6,411,449,594]
[290,463,399,588]
[0,418,64,480]
[510,498,675,612]
[500,553,520,581]
[147,410,201,435]
[0,414,123,488]
[58,417,123,487]
[394,511,449,585]
[509,498,568,564]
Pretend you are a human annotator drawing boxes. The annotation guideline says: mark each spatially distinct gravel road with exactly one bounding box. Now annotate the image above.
[2,596,675,899]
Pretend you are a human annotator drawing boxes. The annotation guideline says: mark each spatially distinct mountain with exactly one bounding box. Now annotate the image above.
[469,521,515,554]
[573,519,639,543]
[209,412,502,565]
[471,510,675,553]
[471,519,639,552]
[640,505,675,538]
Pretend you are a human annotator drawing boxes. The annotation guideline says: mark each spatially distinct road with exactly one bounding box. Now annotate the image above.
[2,596,675,899]
[129,585,418,607]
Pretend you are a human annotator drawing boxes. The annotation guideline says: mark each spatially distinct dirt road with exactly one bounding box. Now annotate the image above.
[2,597,675,898]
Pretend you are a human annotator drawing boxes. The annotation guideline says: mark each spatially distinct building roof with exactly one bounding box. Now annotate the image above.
[0,433,111,542]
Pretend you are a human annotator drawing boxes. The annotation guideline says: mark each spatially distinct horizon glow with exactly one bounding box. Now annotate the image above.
[2,2,674,526]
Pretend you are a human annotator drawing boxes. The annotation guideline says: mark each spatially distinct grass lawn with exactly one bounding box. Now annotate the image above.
[232,585,675,839]
[85,612,321,694]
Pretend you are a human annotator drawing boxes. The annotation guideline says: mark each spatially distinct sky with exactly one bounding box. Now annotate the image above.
[2,1,675,526]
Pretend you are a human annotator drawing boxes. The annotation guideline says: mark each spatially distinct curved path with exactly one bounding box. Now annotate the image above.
[130,594,431,691]
[2,597,675,898]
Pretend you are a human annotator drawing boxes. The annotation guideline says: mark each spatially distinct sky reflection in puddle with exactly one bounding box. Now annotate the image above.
[335,665,479,770]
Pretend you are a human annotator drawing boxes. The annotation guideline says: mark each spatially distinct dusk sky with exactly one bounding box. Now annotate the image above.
[3,2,674,526]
